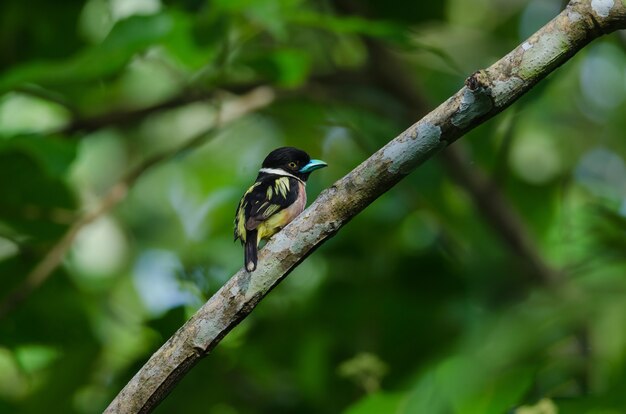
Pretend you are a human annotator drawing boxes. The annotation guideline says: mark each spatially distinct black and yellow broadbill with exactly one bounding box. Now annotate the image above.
[234,147,327,272]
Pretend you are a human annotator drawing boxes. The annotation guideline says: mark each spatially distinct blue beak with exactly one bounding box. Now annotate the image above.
[299,159,327,174]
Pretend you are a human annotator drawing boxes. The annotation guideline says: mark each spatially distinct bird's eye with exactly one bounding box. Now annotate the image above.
[288,162,297,169]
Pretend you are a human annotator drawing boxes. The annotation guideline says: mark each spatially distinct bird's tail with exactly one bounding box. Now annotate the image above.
[245,230,258,272]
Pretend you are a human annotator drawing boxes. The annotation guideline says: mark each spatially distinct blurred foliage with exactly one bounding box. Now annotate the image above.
[1,0,626,413]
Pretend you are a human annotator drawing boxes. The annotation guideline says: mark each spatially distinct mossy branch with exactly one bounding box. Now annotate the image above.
[105,2,626,412]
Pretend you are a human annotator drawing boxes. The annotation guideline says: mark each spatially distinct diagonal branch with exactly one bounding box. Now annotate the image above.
[334,2,562,285]
[57,84,262,135]
[104,1,626,412]
[53,74,359,136]
[0,87,275,319]
[440,146,562,284]
[59,92,215,135]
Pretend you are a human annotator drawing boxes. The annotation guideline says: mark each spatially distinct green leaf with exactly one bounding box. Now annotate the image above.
[210,0,302,39]
[344,392,405,414]
[0,134,77,178]
[290,11,408,43]
[14,344,61,374]
[402,355,535,414]
[0,138,76,241]
[0,13,180,93]
[454,366,535,414]
[515,398,558,414]
[161,12,217,70]
[0,271,101,413]
[0,348,28,401]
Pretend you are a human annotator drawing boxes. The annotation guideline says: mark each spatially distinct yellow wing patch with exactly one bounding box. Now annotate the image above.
[236,202,247,242]
[234,182,261,243]
[263,203,282,217]
[246,182,261,195]
[274,177,290,199]
[235,178,294,243]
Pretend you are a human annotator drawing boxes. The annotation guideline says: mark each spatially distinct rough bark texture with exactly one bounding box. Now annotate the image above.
[105,1,626,412]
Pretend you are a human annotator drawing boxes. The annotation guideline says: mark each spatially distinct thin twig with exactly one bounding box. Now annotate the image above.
[331,0,561,285]
[0,87,275,319]
[54,83,265,136]
[38,72,370,137]
[104,3,626,412]
[59,91,207,135]
[440,145,562,284]
[14,84,80,115]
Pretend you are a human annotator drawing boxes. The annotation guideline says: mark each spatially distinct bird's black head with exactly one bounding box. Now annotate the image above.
[261,147,327,181]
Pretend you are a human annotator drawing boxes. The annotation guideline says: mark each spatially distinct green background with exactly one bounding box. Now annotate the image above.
[1,0,626,413]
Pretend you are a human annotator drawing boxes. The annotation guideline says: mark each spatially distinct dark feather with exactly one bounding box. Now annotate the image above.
[243,176,298,229]
[245,229,258,272]
[234,172,302,271]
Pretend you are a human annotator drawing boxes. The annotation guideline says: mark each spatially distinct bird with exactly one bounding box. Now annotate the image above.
[234,147,327,272]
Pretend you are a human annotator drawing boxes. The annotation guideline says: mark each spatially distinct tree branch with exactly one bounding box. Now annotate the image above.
[104,1,626,412]
[332,0,562,286]
[57,83,262,135]
[0,87,275,319]
[54,74,359,136]
[440,146,562,284]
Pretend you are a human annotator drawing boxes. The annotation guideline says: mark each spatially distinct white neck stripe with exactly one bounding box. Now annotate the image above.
[258,168,304,183]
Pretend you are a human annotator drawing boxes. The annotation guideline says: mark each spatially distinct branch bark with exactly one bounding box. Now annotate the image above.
[105,1,626,412]
[333,0,563,286]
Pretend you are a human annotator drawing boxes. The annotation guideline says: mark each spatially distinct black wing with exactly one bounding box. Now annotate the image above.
[234,176,299,241]
[246,176,298,230]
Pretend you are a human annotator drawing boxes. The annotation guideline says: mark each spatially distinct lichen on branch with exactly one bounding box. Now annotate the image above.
[104,1,626,413]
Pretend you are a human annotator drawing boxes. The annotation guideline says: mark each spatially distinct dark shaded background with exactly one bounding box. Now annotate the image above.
[1,0,626,413]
